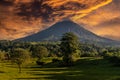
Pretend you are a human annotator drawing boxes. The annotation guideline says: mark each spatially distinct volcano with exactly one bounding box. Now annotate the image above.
[17,20,120,46]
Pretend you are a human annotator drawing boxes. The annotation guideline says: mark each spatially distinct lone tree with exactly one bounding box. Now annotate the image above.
[32,46,48,60]
[32,46,48,65]
[10,48,30,73]
[60,32,80,66]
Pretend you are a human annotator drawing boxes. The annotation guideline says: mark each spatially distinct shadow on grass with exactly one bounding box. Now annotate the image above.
[0,71,5,73]
[15,58,120,80]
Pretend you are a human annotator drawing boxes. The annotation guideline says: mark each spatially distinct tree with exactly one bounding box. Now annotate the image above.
[32,46,49,65]
[10,48,30,73]
[60,32,80,66]
[32,46,48,60]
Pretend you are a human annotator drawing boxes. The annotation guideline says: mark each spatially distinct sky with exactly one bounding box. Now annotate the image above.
[0,0,120,41]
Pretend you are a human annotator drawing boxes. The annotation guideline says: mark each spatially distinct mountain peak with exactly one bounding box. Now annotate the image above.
[58,20,78,25]
[60,19,74,22]
[16,20,120,46]
[50,20,83,31]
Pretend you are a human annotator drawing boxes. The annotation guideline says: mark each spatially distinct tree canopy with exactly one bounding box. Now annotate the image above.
[60,32,80,65]
[10,48,31,73]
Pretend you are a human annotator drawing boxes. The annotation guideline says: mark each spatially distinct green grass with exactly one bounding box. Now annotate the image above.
[1,57,120,80]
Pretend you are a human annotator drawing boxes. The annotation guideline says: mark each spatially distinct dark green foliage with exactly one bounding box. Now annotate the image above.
[52,58,61,63]
[10,48,31,73]
[80,44,99,57]
[36,60,45,65]
[0,40,120,67]
[0,40,12,51]
[46,44,62,57]
[60,32,80,66]
[103,49,120,66]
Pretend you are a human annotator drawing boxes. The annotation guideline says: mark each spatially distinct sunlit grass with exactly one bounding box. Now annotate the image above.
[1,57,120,80]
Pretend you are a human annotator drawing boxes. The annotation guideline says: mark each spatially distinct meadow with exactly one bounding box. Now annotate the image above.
[1,57,120,80]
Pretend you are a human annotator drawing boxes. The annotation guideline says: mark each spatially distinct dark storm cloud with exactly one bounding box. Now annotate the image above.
[0,0,112,40]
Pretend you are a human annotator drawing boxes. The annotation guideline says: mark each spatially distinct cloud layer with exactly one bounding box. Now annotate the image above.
[0,0,115,40]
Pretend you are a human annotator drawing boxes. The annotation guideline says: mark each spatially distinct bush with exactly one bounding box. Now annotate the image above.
[103,52,120,66]
[36,60,45,65]
[52,58,60,63]
[81,52,98,57]
[107,56,120,66]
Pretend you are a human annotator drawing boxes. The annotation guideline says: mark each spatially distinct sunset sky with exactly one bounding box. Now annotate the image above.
[0,0,120,41]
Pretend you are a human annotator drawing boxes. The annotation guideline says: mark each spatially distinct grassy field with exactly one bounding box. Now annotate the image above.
[1,57,120,80]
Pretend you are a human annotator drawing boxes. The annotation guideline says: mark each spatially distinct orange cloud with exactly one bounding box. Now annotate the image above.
[0,0,112,40]
[77,0,120,40]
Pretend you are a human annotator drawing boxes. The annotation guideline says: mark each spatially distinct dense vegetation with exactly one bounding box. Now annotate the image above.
[0,32,120,80]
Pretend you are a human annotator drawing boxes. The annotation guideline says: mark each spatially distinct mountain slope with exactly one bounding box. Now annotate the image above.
[17,20,120,46]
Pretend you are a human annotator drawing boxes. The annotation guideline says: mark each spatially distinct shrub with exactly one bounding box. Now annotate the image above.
[52,58,60,63]
[36,60,45,65]
[81,52,98,57]
[103,51,120,66]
